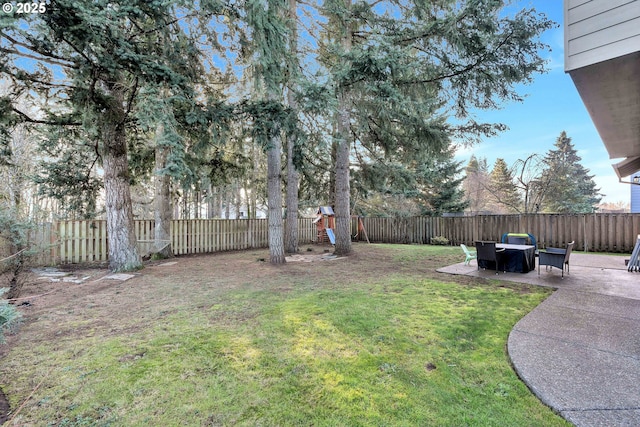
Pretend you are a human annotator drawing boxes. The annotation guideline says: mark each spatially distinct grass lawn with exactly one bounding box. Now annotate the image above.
[0,244,570,426]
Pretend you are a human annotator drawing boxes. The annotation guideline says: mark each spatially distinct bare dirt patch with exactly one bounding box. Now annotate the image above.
[285,252,344,262]
[2,243,464,338]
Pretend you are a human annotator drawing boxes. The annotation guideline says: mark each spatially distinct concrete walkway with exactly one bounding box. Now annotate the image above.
[437,253,640,426]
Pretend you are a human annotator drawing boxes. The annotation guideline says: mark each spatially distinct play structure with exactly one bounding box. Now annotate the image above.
[314,206,335,244]
[313,207,370,245]
[352,215,370,243]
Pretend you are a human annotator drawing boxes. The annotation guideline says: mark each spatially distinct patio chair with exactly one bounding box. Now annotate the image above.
[507,236,527,245]
[501,233,537,250]
[460,244,477,265]
[538,241,574,278]
[475,241,506,274]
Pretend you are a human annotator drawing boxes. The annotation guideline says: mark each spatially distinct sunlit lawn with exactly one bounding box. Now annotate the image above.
[1,244,570,426]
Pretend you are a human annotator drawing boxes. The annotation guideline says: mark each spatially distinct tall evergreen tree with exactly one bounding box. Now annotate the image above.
[320,0,354,255]
[463,155,491,214]
[489,158,521,213]
[416,147,468,215]
[134,86,194,256]
[352,139,467,216]
[316,0,554,252]
[538,131,602,213]
[245,0,290,264]
[284,0,302,254]
[0,1,215,271]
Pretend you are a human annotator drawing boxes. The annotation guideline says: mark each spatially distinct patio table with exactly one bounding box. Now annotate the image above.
[478,243,536,273]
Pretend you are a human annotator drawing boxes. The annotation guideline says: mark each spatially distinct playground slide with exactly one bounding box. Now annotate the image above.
[325,228,336,245]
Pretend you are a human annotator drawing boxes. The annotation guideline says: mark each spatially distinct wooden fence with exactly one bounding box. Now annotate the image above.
[357,213,640,253]
[12,218,316,265]
[5,213,640,266]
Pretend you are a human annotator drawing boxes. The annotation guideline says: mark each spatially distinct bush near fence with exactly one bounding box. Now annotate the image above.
[4,214,640,266]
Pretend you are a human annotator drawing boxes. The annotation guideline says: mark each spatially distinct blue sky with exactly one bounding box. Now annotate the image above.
[454,1,628,205]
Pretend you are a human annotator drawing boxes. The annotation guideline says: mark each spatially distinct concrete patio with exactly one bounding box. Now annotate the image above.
[437,252,640,427]
[438,252,640,300]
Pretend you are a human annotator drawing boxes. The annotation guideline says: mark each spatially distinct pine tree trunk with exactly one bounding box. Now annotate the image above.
[100,85,141,271]
[207,183,214,218]
[330,135,337,205]
[194,190,200,219]
[244,178,253,219]
[173,199,180,220]
[234,180,242,218]
[212,186,219,218]
[224,185,231,219]
[285,134,299,254]
[267,131,286,264]
[284,99,299,253]
[334,94,352,255]
[251,145,259,218]
[284,0,300,254]
[153,135,173,258]
[334,4,353,256]
[216,186,223,218]
[182,189,189,219]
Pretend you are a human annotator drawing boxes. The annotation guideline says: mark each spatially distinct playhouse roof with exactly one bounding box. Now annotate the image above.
[317,206,334,216]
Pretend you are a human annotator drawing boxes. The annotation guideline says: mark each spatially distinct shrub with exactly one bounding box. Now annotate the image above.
[0,208,35,299]
[430,236,450,245]
[0,288,21,343]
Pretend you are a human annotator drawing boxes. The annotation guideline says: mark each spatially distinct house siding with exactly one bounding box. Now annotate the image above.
[565,0,640,71]
[632,173,640,213]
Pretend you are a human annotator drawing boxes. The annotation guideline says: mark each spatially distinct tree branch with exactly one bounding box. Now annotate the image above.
[123,77,139,123]
[0,31,78,66]
[12,107,80,126]
[2,70,76,90]
[402,29,516,85]
[59,34,95,66]
[0,45,77,69]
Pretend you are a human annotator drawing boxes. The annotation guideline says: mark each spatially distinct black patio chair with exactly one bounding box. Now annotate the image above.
[538,241,574,278]
[475,241,506,274]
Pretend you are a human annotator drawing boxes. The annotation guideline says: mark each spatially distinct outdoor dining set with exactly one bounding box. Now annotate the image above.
[461,233,574,278]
